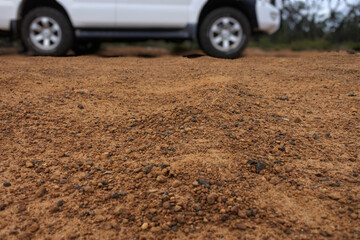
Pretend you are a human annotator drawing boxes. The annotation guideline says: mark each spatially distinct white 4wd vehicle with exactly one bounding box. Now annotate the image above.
[0,0,282,58]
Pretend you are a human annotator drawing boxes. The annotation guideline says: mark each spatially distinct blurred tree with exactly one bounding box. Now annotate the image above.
[261,0,360,50]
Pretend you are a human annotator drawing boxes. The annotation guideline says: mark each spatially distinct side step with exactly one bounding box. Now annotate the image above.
[75,24,197,40]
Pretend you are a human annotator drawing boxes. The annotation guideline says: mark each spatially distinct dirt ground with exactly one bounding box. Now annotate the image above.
[0,47,359,240]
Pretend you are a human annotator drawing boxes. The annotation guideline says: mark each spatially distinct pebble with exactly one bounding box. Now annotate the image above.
[156,175,167,183]
[294,117,302,123]
[313,133,319,140]
[246,209,257,217]
[110,192,121,199]
[221,214,229,221]
[172,180,182,188]
[25,161,34,168]
[233,222,247,230]
[150,226,161,233]
[141,223,149,230]
[3,182,11,187]
[100,152,110,160]
[83,186,94,193]
[135,173,143,180]
[28,222,40,233]
[176,214,186,224]
[174,205,182,212]
[0,204,6,211]
[207,193,218,205]
[144,165,154,174]
[256,160,267,174]
[57,200,64,206]
[192,180,199,187]
[78,104,84,110]
[350,213,358,220]
[198,178,210,188]
[230,206,239,215]
[163,201,171,209]
[49,206,59,213]
[328,192,341,201]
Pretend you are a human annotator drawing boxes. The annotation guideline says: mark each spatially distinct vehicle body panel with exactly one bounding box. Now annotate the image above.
[0,0,282,36]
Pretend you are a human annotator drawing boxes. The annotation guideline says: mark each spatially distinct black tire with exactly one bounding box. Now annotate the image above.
[199,7,251,59]
[21,7,74,56]
[72,41,101,55]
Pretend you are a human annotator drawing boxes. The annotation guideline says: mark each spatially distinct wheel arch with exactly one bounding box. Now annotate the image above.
[18,0,73,26]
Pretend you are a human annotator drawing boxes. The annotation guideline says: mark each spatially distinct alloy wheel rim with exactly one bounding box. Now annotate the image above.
[209,17,243,52]
[29,16,62,51]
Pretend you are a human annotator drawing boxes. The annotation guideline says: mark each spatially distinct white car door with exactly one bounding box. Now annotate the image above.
[59,0,116,28]
[116,0,192,28]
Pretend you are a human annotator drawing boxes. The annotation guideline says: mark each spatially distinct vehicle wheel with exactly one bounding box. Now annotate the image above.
[21,7,74,56]
[199,7,250,59]
[73,41,101,55]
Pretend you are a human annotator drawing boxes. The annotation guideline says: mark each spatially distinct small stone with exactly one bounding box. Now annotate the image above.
[313,133,319,140]
[328,192,341,201]
[350,213,358,220]
[176,214,186,224]
[172,180,182,188]
[141,222,149,230]
[198,178,210,188]
[0,204,6,211]
[194,206,202,212]
[325,133,331,138]
[246,209,257,218]
[150,226,161,233]
[100,152,110,160]
[35,187,47,198]
[294,117,302,123]
[135,173,143,180]
[111,192,121,199]
[144,165,154,174]
[174,205,182,212]
[156,175,167,183]
[162,168,169,175]
[256,160,267,174]
[49,206,59,213]
[25,162,34,168]
[221,214,229,221]
[83,186,93,193]
[3,182,11,187]
[114,206,125,215]
[269,177,280,185]
[207,193,218,205]
[78,104,84,110]
[57,200,64,207]
[230,206,239,215]
[350,107,357,112]
[163,201,171,209]
[192,181,199,187]
[234,222,247,230]
[28,222,40,233]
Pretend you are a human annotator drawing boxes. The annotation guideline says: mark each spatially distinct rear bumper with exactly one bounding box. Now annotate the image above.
[256,0,282,34]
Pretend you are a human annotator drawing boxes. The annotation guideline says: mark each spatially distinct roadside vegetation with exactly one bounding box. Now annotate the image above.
[251,0,360,51]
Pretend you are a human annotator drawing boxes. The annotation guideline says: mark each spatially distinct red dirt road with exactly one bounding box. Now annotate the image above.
[0,48,359,240]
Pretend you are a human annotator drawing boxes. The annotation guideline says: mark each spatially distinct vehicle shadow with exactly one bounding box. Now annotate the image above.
[95,47,206,59]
